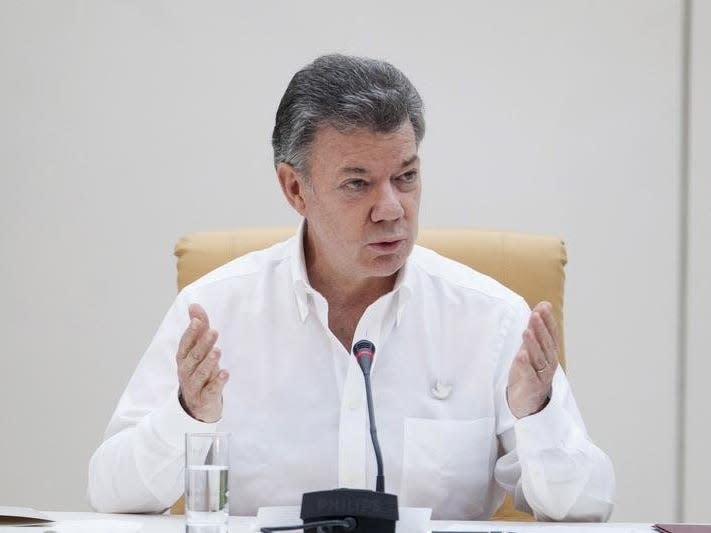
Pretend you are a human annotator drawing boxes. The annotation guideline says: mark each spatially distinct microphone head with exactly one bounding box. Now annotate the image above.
[353,339,375,359]
[352,339,376,375]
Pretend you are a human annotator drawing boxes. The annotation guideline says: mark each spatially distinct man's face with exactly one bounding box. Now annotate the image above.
[299,121,421,285]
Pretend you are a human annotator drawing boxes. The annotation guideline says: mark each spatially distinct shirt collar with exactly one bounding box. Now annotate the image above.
[289,219,415,324]
[393,250,414,327]
[290,219,313,322]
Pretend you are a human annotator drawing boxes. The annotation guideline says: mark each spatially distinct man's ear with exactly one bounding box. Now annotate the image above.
[277,163,308,216]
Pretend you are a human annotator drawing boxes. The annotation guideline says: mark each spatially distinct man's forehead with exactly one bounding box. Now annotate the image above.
[311,122,419,171]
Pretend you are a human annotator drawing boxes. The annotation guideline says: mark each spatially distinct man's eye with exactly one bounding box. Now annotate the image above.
[344,180,367,191]
[398,171,418,184]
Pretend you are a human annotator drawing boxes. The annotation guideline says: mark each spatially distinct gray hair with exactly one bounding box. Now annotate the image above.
[272,54,425,175]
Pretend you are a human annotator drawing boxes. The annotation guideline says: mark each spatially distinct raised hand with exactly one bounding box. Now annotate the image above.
[176,303,229,422]
[507,301,560,419]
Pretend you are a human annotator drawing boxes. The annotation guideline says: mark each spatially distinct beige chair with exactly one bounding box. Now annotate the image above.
[172,227,568,520]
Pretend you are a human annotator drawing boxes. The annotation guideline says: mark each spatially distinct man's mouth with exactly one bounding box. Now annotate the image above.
[368,238,406,252]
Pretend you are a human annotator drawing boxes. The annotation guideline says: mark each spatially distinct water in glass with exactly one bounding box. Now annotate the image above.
[186,464,229,532]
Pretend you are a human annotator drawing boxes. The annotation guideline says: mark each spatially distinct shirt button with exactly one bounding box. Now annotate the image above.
[349,402,358,410]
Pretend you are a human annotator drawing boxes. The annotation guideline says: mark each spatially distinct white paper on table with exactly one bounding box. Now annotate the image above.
[433,525,652,533]
[397,507,431,533]
[46,520,142,533]
[254,506,301,530]
[254,506,431,533]
[0,506,53,526]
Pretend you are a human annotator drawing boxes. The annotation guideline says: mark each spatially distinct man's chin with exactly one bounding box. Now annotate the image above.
[367,251,409,277]
[360,238,413,275]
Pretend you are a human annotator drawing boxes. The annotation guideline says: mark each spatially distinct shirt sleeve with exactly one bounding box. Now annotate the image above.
[87,290,218,513]
[493,297,616,521]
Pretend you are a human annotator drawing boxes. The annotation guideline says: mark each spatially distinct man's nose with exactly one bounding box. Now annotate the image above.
[371,182,405,222]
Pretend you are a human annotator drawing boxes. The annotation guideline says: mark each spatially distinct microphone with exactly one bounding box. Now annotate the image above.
[296,340,398,533]
[352,340,384,493]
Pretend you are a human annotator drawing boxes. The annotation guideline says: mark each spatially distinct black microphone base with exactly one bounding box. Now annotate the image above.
[300,488,398,533]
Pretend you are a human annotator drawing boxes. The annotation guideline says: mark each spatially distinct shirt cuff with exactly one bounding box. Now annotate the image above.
[513,367,584,454]
[149,386,219,453]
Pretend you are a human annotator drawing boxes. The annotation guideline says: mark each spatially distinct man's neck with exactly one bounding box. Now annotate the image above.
[308,263,397,310]
[307,265,397,351]
[302,228,400,349]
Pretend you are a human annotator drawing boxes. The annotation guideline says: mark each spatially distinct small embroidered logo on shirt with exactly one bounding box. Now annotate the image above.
[431,380,452,400]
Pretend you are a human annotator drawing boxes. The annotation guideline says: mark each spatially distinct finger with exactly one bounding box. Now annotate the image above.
[532,300,551,313]
[183,328,219,375]
[200,369,229,403]
[188,347,221,391]
[535,302,559,351]
[523,329,548,374]
[177,304,211,360]
[188,303,210,328]
[513,348,538,381]
[176,317,206,360]
[531,312,557,364]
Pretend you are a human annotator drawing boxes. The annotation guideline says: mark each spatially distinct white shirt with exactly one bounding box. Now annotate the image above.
[88,224,615,520]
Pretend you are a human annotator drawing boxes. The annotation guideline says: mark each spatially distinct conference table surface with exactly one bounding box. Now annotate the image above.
[2,511,657,533]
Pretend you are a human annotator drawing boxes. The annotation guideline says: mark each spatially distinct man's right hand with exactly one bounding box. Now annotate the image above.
[176,303,229,423]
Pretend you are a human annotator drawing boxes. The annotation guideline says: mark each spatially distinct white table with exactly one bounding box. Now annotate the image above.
[1,511,654,533]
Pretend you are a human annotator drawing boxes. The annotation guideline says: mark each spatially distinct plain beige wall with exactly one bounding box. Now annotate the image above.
[0,0,702,522]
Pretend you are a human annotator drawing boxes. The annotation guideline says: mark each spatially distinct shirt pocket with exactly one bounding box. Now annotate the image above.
[399,416,497,520]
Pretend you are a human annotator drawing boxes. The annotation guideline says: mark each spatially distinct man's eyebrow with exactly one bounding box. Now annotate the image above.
[401,155,419,168]
[339,155,419,176]
[339,166,368,175]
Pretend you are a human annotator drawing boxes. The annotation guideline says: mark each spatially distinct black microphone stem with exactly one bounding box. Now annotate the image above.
[362,371,385,493]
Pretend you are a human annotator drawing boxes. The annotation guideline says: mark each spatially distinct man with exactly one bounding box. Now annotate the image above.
[88,54,615,520]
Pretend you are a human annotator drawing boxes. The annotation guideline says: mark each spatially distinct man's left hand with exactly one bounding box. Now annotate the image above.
[507,301,560,419]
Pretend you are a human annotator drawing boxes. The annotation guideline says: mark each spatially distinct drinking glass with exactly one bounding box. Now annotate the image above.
[185,432,230,533]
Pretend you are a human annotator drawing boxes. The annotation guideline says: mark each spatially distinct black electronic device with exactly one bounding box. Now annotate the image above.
[300,488,397,533]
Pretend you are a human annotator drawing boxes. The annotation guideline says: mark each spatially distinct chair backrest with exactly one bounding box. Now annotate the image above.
[171,226,568,520]
[175,227,567,368]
